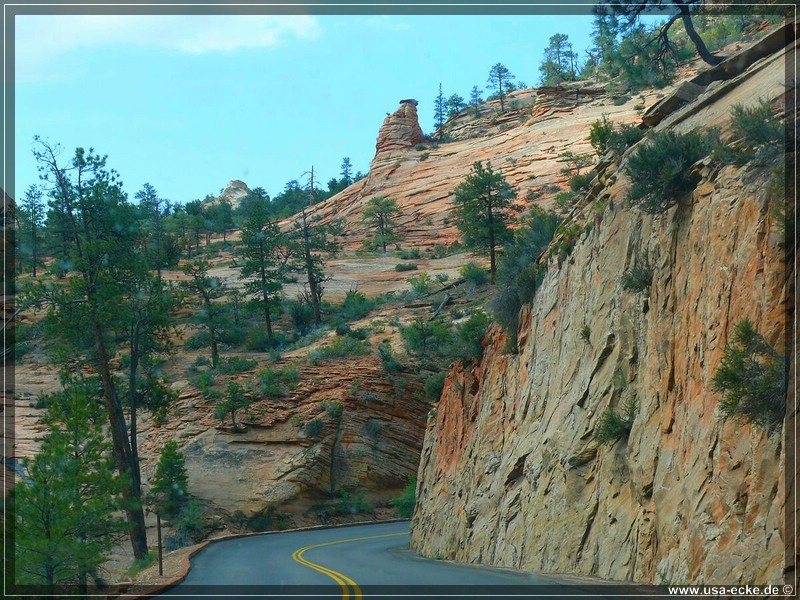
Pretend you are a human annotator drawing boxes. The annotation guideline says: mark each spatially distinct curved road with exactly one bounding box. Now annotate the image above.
[160,521,634,598]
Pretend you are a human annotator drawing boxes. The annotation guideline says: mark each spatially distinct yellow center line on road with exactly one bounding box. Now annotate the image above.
[291,531,407,599]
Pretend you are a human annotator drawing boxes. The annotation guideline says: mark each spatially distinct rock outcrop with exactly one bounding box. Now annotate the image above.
[409,34,792,585]
[372,100,426,162]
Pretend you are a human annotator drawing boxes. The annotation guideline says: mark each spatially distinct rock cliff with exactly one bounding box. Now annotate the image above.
[410,33,793,584]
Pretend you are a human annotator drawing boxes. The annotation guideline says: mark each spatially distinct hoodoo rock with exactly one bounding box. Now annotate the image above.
[373,100,425,163]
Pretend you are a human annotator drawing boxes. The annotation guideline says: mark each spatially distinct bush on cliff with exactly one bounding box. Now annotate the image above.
[594,398,637,445]
[712,318,785,433]
[489,207,559,351]
[625,130,711,214]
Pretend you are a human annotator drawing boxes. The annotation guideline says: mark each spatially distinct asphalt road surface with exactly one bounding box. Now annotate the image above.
[160,521,636,599]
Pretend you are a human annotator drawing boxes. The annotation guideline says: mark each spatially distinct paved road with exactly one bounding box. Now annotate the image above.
[160,521,635,598]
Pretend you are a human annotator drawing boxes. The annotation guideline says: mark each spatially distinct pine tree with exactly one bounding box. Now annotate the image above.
[452,161,516,283]
[362,196,403,253]
[180,259,228,368]
[149,441,189,519]
[15,381,125,593]
[30,138,149,559]
[433,83,446,137]
[340,157,353,186]
[539,33,578,86]
[288,207,341,326]
[469,85,483,116]
[16,184,45,276]
[238,200,288,339]
[445,94,467,119]
[213,382,252,432]
[486,63,515,113]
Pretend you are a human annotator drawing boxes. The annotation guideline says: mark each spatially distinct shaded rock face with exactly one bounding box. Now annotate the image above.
[409,41,790,585]
[373,101,425,160]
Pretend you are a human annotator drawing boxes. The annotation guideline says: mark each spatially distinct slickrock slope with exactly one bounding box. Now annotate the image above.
[288,87,650,251]
[409,36,792,584]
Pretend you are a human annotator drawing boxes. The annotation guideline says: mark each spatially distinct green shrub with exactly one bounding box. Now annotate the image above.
[424,371,448,401]
[322,400,342,418]
[378,342,403,373]
[460,262,488,287]
[455,311,491,362]
[309,334,370,364]
[340,289,377,321]
[607,123,644,155]
[579,325,591,344]
[334,489,370,515]
[569,172,593,193]
[554,191,579,213]
[714,100,784,167]
[190,370,215,392]
[399,248,421,260]
[258,365,300,398]
[289,415,302,427]
[173,497,206,544]
[594,398,637,445]
[245,329,287,352]
[490,207,559,347]
[419,152,430,161]
[286,300,314,335]
[305,418,325,438]
[712,318,785,433]
[184,330,211,350]
[621,252,653,293]
[149,441,189,519]
[391,476,417,518]
[626,130,711,213]
[217,356,257,374]
[364,419,382,439]
[612,95,630,106]
[407,272,434,297]
[395,263,418,272]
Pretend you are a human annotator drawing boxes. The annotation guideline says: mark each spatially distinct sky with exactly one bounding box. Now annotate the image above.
[13,8,603,205]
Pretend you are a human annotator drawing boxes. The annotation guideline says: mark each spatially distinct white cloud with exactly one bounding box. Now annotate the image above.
[16,14,320,82]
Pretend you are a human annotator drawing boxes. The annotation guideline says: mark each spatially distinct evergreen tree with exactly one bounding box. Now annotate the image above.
[340,157,353,186]
[149,441,189,519]
[539,33,578,85]
[135,183,168,279]
[180,259,228,368]
[445,94,467,118]
[433,83,446,137]
[362,196,403,252]
[486,63,515,113]
[30,137,149,559]
[16,184,45,276]
[452,161,516,283]
[238,199,288,339]
[288,208,341,326]
[15,381,125,593]
[213,382,252,431]
[469,85,483,116]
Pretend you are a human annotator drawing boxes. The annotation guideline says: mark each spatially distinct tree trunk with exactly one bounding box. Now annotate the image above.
[210,336,219,368]
[263,295,273,338]
[92,323,148,559]
[128,334,141,492]
[487,202,497,284]
[675,0,724,66]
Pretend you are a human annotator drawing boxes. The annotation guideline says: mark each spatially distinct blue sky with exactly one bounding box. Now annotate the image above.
[14,11,600,205]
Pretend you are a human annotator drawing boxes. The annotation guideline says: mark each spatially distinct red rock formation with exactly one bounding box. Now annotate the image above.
[372,100,426,161]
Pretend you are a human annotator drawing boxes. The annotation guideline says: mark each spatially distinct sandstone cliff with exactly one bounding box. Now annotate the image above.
[410,32,793,584]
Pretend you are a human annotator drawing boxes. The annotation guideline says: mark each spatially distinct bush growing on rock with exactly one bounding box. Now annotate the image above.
[625,130,711,214]
[304,418,325,438]
[594,398,637,445]
[621,251,653,293]
[460,261,489,287]
[424,371,448,401]
[712,318,785,433]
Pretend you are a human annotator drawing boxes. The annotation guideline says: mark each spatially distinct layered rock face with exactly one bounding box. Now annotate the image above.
[410,40,791,584]
[373,100,426,160]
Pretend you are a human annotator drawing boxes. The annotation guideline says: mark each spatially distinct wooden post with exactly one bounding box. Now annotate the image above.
[157,512,163,576]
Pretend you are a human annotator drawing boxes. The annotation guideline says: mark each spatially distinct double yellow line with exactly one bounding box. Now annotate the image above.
[291,532,407,599]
